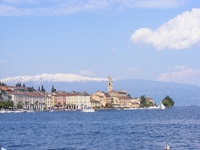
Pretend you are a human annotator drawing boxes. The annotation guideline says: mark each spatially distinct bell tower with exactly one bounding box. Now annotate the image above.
[108,76,113,92]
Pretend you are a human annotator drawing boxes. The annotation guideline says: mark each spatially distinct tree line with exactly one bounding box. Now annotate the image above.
[140,95,174,108]
[0,100,14,109]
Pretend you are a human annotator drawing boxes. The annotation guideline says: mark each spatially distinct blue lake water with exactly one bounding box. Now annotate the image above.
[0,106,200,150]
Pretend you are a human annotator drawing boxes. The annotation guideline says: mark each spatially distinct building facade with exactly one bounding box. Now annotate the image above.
[65,92,91,109]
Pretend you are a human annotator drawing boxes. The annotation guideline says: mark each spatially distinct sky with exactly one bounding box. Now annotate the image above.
[1,0,200,86]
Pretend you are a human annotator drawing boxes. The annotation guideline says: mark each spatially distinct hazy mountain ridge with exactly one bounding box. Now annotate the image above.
[1,74,200,106]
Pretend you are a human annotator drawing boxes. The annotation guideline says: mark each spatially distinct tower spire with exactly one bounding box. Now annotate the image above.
[108,76,113,92]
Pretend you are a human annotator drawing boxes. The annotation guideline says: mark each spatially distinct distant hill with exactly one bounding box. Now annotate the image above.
[1,74,200,106]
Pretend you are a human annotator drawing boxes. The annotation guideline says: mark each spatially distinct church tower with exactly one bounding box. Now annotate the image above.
[108,76,113,92]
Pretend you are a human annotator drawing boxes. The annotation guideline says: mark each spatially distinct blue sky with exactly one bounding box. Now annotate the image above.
[1,0,200,86]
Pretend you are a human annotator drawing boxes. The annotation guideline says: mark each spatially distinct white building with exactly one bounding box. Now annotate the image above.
[9,91,45,110]
[65,92,91,109]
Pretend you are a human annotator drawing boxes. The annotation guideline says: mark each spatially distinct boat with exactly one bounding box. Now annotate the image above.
[0,110,7,113]
[164,143,170,150]
[147,106,159,109]
[81,107,95,112]
[160,101,166,110]
[0,145,7,150]
[0,109,14,113]
[25,110,34,113]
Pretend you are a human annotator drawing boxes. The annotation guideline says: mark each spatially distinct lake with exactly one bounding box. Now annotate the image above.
[0,106,200,150]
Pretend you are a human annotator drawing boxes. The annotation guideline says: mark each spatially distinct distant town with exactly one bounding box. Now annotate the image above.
[0,76,173,112]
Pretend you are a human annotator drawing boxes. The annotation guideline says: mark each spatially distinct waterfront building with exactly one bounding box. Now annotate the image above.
[91,91,107,107]
[51,93,56,108]
[0,88,12,101]
[108,90,131,108]
[55,92,67,109]
[108,96,120,108]
[130,98,140,108]
[106,77,133,108]
[146,97,155,106]
[44,94,53,110]
[90,99,100,108]
[9,91,45,110]
[65,92,91,109]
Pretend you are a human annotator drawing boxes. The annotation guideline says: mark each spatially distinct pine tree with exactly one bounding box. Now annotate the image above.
[41,85,45,92]
[51,85,56,93]
[1,82,6,86]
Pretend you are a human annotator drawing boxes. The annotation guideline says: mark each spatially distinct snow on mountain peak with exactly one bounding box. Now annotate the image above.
[0,73,107,83]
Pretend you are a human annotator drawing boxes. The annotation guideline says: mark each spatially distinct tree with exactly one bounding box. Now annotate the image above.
[41,85,45,92]
[140,95,148,107]
[51,85,56,93]
[27,86,35,92]
[162,96,175,107]
[140,95,153,107]
[0,100,14,109]
[17,102,23,109]
[23,83,26,87]
[0,82,6,86]
[38,86,41,91]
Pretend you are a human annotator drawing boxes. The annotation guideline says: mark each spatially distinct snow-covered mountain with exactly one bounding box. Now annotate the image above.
[1,74,200,106]
[0,73,107,83]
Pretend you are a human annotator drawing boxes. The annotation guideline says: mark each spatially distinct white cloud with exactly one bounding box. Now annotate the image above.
[131,8,200,50]
[0,0,188,16]
[79,70,94,76]
[174,65,187,70]
[158,68,200,85]
[0,0,109,16]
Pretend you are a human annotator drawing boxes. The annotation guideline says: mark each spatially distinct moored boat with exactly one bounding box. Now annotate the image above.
[81,107,95,112]
[164,143,170,150]
[160,102,166,110]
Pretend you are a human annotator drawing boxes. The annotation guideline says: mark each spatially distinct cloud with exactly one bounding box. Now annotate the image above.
[0,0,188,16]
[79,70,94,76]
[174,66,187,70]
[158,68,200,86]
[131,8,200,50]
[0,0,109,16]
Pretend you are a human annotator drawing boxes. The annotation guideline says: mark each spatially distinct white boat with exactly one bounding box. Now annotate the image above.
[164,143,170,150]
[147,106,159,109]
[25,110,34,113]
[81,107,95,112]
[0,110,7,113]
[160,102,166,110]
[1,146,7,150]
